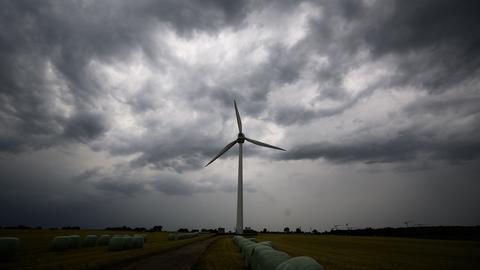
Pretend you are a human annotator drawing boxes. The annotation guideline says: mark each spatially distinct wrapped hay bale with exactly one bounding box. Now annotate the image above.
[82,235,98,247]
[248,237,257,242]
[68,235,81,249]
[168,233,177,241]
[241,242,257,257]
[0,237,20,260]
[233,236,240,244]
[276,256,325,270]
[134,234,147,243]
[237,238,251,245]
[237,239,251,251]
[252,250,289,270]
[176,232,199,240]
[97,235,111,246]
[234,236,245,243]
[239,239,253,250]
[258,241,272,247]
[50,236,70,251]
[132,236,144,249]
[251,249,280,270]
[108,236,126,251]
[246,244,273,267]
[123,236,133,249]
[243,244,258,263]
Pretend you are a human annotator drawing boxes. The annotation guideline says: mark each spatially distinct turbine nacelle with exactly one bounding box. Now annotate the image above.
[204,100,286,168]
[237,132,245,143]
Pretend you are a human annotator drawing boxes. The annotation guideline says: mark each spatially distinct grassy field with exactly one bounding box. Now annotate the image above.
[0,229,212,270]
[193,236,245,270]
[256,233,480,270]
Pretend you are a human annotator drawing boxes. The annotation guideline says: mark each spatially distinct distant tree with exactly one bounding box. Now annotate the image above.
[191,229,199,232]
[178,228,189,233]
[295,227,302,234]
[262,228,268,233]
[312,229,318,234]
[134,227,146,232]
[5,225,36,230]
[150,225,163,232]
[284,227,290,233]
[243,228,258,235]
[62,226,80,230]
[105,226,132,231]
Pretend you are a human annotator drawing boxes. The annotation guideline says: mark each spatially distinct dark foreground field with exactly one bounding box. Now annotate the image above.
[0,229,212,270]
[256,233,480,270]
[193,236,246,270]
[3,230,480,270]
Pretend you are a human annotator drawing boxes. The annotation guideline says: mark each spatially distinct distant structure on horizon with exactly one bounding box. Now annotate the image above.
[205,100,286,234]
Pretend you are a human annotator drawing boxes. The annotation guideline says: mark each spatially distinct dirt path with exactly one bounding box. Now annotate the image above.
[122,236,222,270]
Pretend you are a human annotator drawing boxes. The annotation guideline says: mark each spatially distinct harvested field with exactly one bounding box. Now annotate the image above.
[256,233,480,270]
[193,236,246,270]
[0,229,212,270]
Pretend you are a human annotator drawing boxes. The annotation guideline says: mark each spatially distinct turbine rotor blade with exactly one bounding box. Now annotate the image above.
[234,100,242,133]
[245,137,286,151]
[205,140,238,167]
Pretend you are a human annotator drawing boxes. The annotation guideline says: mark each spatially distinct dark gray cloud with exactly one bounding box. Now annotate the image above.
[64,111,109,142]
[282,132,480,165]
[152,175,214,196]
[0,0,251,153]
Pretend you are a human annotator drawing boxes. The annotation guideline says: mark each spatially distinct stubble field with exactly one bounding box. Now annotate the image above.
[0,229,212,270]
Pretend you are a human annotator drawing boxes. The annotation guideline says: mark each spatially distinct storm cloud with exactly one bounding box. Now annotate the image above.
[1,0,479,230]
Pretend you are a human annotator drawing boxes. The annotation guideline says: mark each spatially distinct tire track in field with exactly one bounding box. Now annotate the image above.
[122,236,221,270]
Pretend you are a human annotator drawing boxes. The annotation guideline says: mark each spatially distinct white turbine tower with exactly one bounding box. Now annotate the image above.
[205,100,286,234]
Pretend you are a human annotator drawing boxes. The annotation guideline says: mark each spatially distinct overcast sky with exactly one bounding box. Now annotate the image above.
[1,0,480,232]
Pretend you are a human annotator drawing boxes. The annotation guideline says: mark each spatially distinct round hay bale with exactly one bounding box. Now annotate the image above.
[233,236,240,244]
[50,236,70,251]
[251,248,281,270]
[252,250,290,270]
[243,244,258,263]
[97,235,111,246]
[123,236,133,249]
[168,233,177,241]
[134,234,147,243]
[276,256,325,270]
[82,235,98,247]
[237,239,251,250]
[246,244,273,267]
[234,235,245,243]
[248,237,257,242]
[258,241,272,247]
[238,240,253,250]
[241,242,257,257]
[238,238,250,244]
[108,236,126,251]
[176,232,199,240]
[132,236,144,249]
[68,235,81,249]
[0,237,20,260]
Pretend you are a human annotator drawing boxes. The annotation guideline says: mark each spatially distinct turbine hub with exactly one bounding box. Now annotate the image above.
[237,132,245,143]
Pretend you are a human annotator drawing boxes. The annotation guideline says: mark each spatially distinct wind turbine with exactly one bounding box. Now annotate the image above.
[205,100,286,234]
